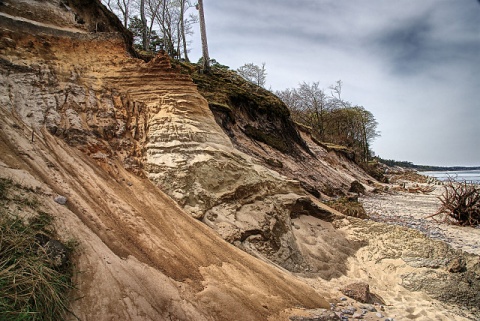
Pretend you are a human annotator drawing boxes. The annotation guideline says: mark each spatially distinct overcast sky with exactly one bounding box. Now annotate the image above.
[188,0,480,166]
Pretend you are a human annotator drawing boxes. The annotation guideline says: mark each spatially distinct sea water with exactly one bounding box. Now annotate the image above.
[421,169,480,184]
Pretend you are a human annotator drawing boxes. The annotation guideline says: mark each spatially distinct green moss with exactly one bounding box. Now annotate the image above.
[180,62,291,120]
[176,61,310,154]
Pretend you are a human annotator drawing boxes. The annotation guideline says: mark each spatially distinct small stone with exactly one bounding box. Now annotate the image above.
[340,297,348,301]
[352,312,364,319]
[447,257,466,273]
[341,306,356,315]
[365,305,376,312]
[376,312,383,318]
[54,195,67,205]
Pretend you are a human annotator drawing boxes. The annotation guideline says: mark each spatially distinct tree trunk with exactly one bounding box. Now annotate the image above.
[140,0,148,50]
[180,0,189,62]
[198,0,210,72]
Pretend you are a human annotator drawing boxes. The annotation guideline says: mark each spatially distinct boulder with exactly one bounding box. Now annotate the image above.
[340,282,371,303]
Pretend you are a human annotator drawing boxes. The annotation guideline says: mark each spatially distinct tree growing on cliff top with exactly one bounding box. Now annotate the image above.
[197,0,210,72]
[129,16,162,52]
[237,63,267,88]
[276,81,379,163]
[102,0,197,60]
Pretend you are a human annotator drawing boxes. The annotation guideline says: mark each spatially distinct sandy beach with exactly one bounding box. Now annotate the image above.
[347,186,480,321]
[289,185,480,321]
[361,186,480,256]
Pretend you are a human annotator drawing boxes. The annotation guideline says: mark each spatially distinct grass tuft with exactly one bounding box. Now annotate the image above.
[0,177,14,200]
[0,178,75,321]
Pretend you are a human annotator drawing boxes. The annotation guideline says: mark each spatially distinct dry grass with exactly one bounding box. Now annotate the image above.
[0,178,75,321]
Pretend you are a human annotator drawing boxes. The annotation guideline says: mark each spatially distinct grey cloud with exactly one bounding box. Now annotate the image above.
[375,17,433,74]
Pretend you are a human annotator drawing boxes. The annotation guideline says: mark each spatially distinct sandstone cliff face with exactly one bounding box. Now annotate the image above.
[1,0,345,273]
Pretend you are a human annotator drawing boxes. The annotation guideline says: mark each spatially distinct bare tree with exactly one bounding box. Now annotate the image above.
[297,82,328,140]
[140,0,148,50]
[277,81,380,162]
[178,0,189,61]
[104,0,197,59]
[275,88,311,126]
[178,1,198,61]
[329,80,349,108]
[237,63,267,88]
[197,0,210,71]
[103,0,132,27]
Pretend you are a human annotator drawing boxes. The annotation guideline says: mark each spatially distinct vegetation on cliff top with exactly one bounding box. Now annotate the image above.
[182,61,289,117]
[177,60,310,155]
[105,0,381,164]
[276,80,380,164]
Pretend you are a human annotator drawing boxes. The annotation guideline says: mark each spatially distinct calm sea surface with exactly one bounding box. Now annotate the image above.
[421,169,480,184]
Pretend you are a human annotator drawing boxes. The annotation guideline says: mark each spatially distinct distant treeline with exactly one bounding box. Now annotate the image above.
[375,157,480,172]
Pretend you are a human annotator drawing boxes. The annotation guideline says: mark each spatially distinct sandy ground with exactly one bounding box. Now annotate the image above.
[287,188,480,321]
[348,187,480,321]
[360,188,480,256]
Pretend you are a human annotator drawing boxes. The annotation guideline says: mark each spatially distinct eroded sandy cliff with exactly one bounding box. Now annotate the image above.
[1,1,479,321]
[0,0,330,319]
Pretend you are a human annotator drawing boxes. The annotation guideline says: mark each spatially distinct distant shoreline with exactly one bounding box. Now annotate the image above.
[374,157,480,172]
[419,169,480,184]
[416,166,480,172]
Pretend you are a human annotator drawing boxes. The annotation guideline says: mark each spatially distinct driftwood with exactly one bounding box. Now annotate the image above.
[427,178,480,226]
[391,183,435,194]
[407,185,436,194]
